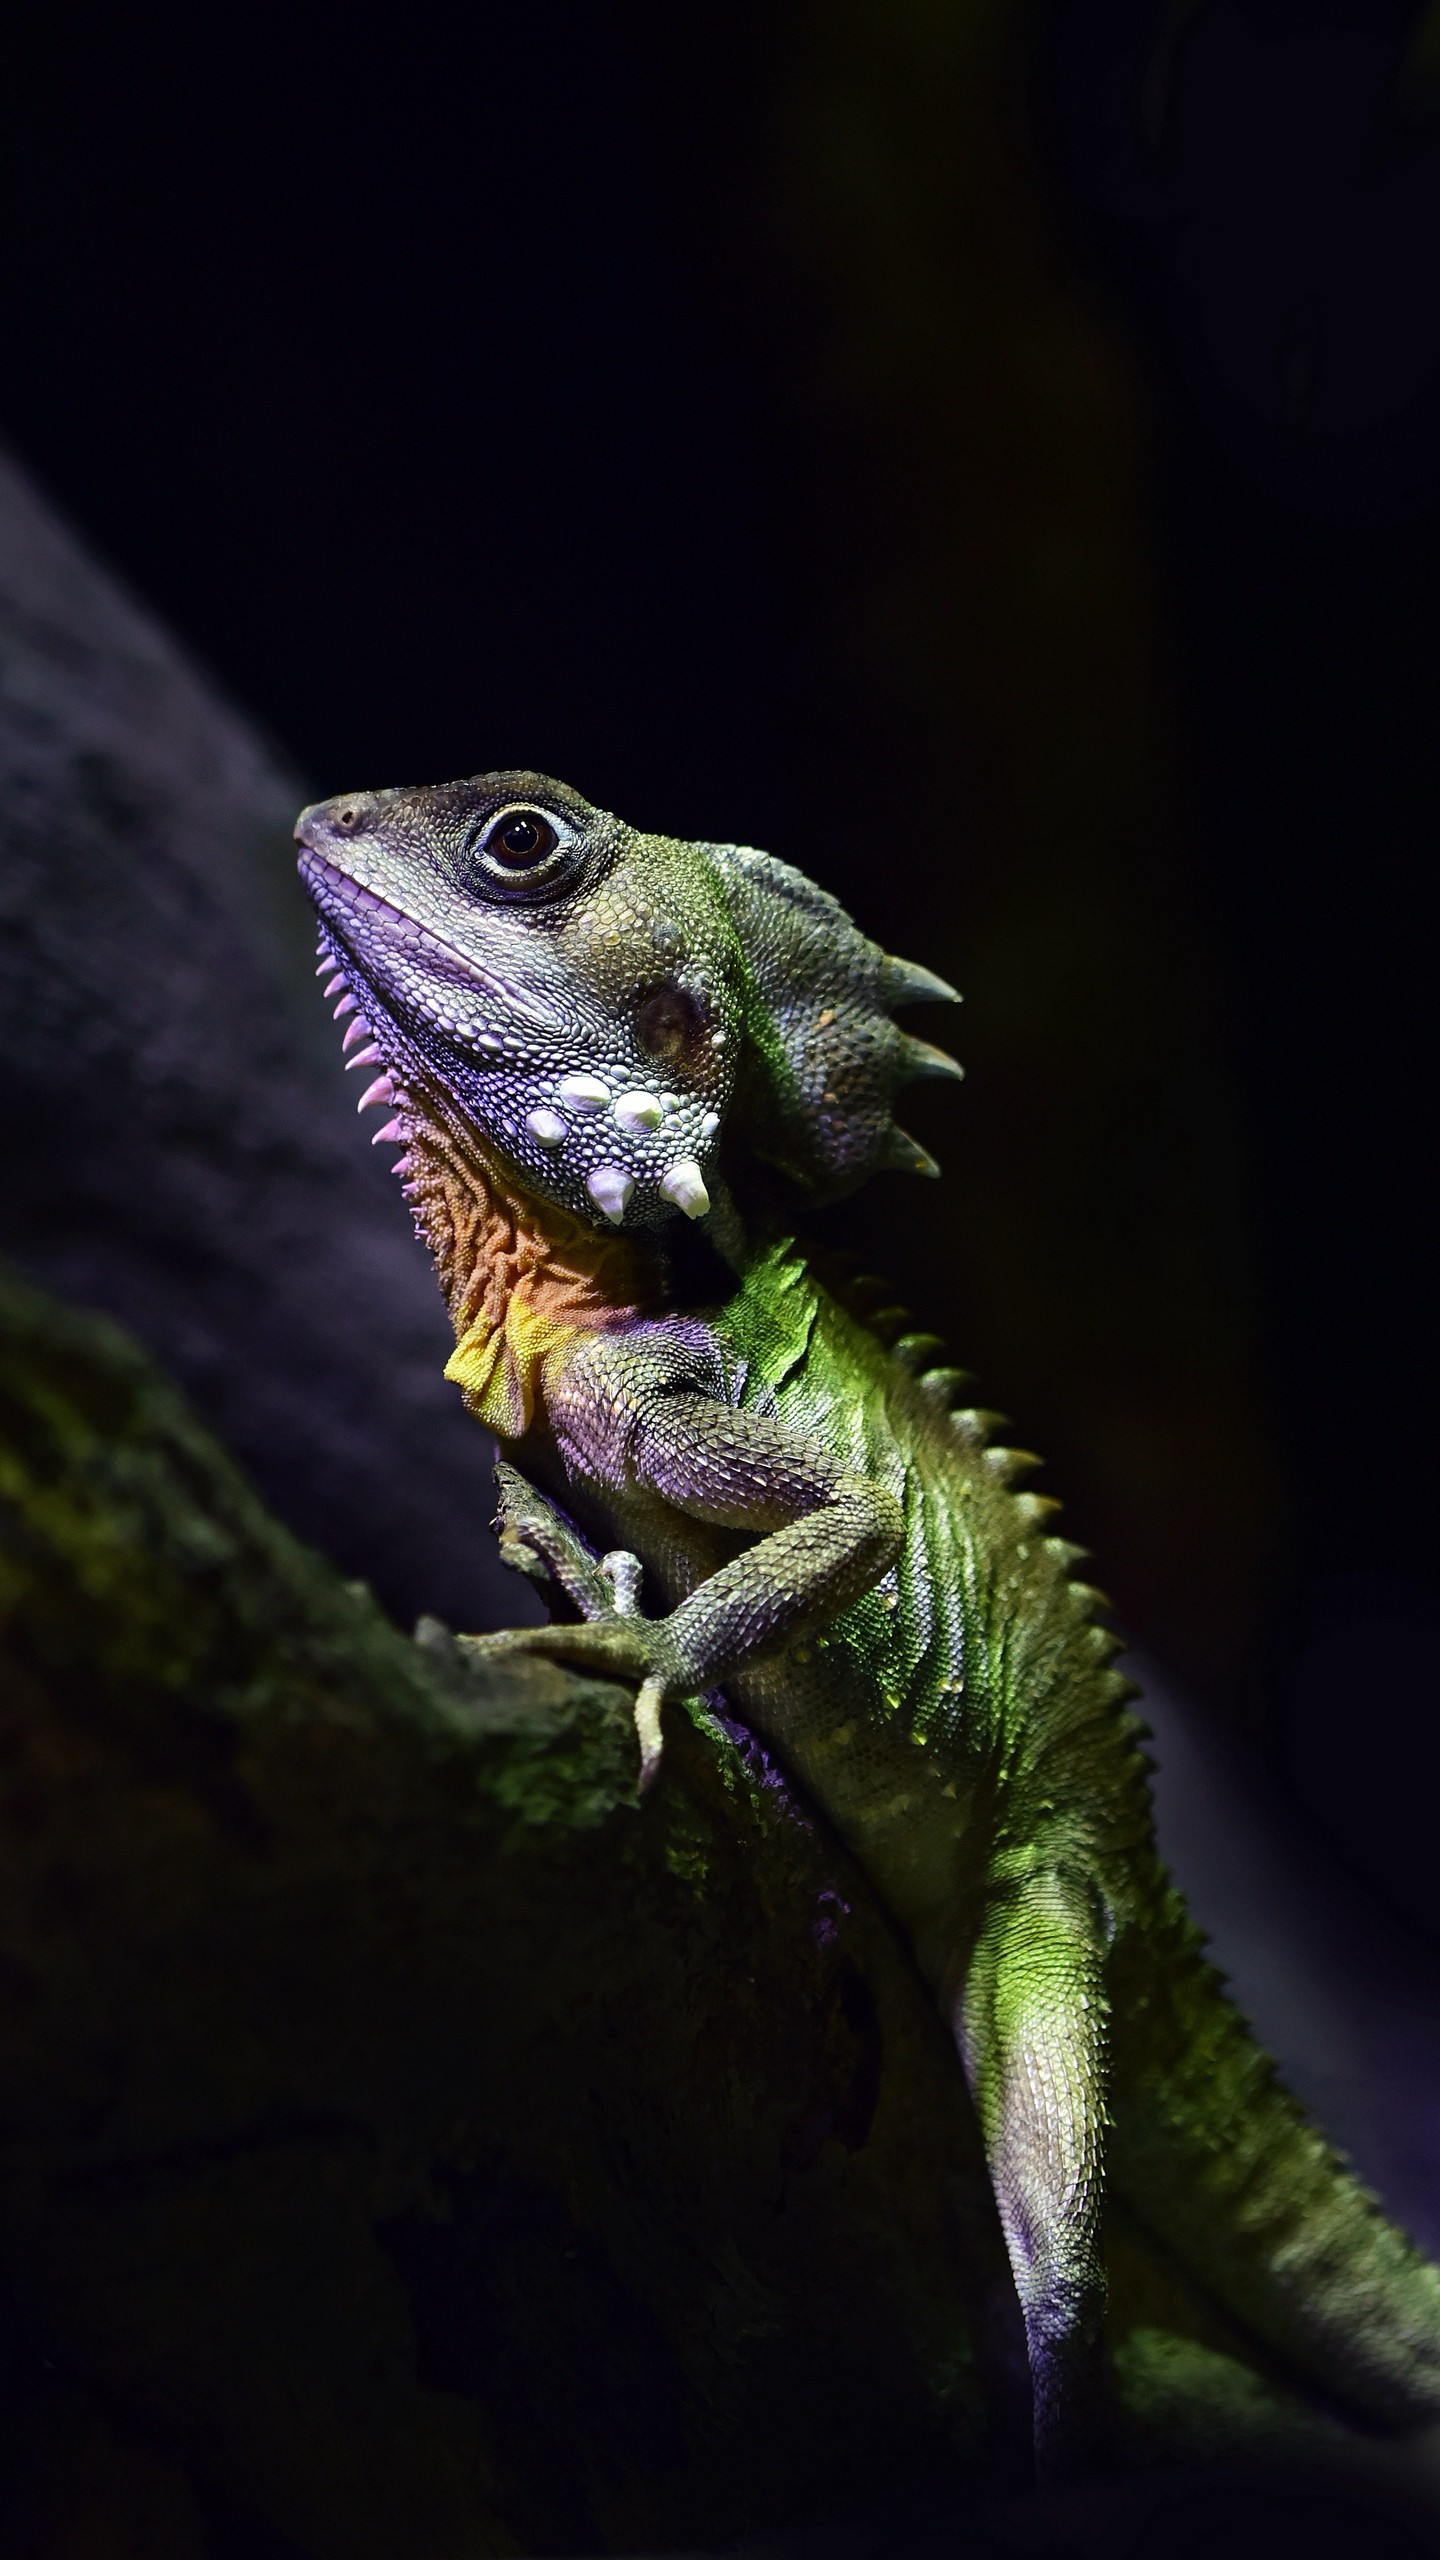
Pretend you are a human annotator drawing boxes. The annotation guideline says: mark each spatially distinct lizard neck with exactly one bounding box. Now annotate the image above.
[398,1088,658,1440]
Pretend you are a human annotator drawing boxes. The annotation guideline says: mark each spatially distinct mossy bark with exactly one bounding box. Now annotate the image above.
[0,1265,1353,2556]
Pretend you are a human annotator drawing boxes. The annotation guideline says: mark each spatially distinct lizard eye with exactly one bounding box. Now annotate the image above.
[483,810,558,870]
[467,805,573,898]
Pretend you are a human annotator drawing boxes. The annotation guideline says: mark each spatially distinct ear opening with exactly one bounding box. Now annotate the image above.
[704,842,962,1205]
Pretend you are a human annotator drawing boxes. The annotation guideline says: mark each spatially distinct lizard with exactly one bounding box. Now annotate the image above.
[296,767,1440,2480]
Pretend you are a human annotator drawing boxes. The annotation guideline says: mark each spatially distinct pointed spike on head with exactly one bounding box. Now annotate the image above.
[1014,1492,1064,1528]
[341,1015,373,1053]
[586,1163,634,1223]
[658,1158,710,1220]
[897,1033,965,1085]
[371,1116,408,1145]
[357,1074,396,1113]
[345,1042,384,1069]
[880,955,961,1010]
[879,1125,940,1178]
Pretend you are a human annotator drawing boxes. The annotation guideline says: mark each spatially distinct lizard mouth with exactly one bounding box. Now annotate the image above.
[310,907,412,1153]
[299,848,558,1033]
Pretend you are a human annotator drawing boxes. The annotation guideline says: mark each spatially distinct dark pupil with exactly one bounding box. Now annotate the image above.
[488,811,555,868]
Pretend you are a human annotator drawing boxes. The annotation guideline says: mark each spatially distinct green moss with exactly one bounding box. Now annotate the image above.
[1115,2329,1344,2467]
[0,1260,1394,2551]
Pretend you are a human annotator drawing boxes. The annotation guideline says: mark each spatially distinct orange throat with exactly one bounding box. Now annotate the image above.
[398,1099,654,1441]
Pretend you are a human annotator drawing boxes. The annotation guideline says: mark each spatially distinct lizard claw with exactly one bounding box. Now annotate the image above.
[600,1549,644,1616]
[492,1460,617,1618]
[631,1676,665,1793]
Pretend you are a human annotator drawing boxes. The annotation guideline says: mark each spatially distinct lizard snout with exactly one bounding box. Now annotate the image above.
[294,792,378,849]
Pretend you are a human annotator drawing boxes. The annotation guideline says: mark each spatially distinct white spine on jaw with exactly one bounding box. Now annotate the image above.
[658,1159,710,1220]
[586,1165,633,1223]
[526,1108,568,1148]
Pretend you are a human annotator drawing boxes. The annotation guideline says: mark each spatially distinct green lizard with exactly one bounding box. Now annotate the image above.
[297,769,1440,2478]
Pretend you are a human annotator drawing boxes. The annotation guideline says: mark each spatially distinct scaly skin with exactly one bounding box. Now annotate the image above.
[297,771,1440,2479]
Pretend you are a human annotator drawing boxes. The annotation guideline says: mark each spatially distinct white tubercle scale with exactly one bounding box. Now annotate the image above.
[526,1108,568,1148]
[613,1089,665,1133]
[658,1159,710,1219]
[558,1072,611,1116]
[700,1111,720,1137]
[586,1164,634,1223]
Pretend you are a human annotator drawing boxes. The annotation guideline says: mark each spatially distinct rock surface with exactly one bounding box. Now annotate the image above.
[0,1262,1369,2557]
[0,444,522,1635]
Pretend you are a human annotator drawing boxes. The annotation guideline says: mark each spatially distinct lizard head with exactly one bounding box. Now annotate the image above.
[296,770,961,1232]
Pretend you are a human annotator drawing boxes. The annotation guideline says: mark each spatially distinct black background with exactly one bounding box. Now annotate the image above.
[5,0,1440,1937]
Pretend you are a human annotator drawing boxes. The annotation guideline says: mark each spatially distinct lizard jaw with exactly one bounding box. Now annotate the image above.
[313,921,415,1176]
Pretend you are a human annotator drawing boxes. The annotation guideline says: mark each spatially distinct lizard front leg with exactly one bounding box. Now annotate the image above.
[955,1857,1112,2481]
[468,1384,903,1784]
[488,1460,669,1780]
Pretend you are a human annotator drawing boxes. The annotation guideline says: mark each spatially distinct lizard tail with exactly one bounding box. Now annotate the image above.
[1108,1874,1440,2427]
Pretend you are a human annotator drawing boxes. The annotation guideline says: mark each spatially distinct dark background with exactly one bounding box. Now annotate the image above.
[4,0,1440,1938]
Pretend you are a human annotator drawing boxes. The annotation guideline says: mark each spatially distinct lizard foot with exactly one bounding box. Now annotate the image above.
[459,1614,681,1793]
[482,1463,678,1788]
